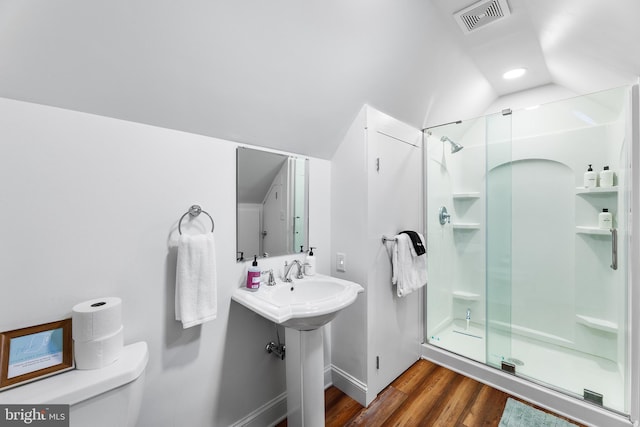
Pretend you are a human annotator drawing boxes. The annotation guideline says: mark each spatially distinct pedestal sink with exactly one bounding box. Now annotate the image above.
[232,274,364,427]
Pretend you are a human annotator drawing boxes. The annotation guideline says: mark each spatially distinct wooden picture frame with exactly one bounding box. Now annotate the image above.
[0,319,73,390]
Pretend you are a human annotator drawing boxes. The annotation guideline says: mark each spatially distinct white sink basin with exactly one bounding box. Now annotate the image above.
[232,274,364,330]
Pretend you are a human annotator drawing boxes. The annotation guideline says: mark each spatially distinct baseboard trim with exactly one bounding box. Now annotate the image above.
[325,364,332,388]
[229,392,287,427]
[330,364,368,407]
[230,365,334,427]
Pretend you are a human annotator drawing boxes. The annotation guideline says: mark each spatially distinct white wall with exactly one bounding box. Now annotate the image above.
[0,98,331,426]
[329,107,368,389]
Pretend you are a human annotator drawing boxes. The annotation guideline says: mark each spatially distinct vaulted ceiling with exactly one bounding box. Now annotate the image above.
[1,0,638,159]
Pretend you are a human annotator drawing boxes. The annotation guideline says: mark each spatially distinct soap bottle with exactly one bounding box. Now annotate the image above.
[584,164,597,188]
[246,255,261,291]
[598,209,612,229]
[600,165,614,187]
[305,247,316,276]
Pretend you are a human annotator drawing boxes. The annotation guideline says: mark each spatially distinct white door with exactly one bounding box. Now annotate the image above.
[366,116,423,399]
[262,183,286,256]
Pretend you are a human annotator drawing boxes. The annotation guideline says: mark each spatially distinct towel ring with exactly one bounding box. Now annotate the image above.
[178,205,215,235]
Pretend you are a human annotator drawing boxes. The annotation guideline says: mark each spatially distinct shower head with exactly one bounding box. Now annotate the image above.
[441,136,464,154]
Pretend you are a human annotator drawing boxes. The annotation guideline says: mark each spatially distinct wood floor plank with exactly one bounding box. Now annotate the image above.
[390,358,438,395]
[325,385,352,412]
[424,375,485,426]
[460,384,509,427]
[345,385,407,427]
[324,389,363,427]
[382,365,460,426]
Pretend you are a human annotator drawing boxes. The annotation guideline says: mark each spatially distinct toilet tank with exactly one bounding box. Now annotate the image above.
[0,341,148,427]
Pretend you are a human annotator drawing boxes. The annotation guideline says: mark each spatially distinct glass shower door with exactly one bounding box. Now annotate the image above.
[504,87,630,413]
[485,111,513,369]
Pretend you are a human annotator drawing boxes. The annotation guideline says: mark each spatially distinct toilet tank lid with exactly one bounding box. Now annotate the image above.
[0,341,148,405]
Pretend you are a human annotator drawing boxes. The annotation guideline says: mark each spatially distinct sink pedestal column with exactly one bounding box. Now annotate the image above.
[285,327,324,427]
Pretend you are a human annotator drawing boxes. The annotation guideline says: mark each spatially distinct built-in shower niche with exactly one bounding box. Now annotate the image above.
[574,187,621,364]
[450,191,483,358]
[451,191,483,311]
[425,85,632,415]
[451,192,481,229]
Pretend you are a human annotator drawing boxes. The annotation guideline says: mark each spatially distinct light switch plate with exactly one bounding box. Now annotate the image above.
[336,252,346,272]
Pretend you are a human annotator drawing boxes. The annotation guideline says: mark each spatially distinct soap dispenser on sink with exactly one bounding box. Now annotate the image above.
[305,247,316,276]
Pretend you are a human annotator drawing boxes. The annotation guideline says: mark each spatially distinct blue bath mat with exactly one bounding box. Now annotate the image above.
[499,398,578,427]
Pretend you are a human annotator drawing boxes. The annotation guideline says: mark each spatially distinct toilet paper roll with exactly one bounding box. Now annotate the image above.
[74,326,124,370]
[72,297,122,342]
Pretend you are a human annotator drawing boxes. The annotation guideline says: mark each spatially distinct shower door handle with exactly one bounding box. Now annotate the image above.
[610,228,618,270]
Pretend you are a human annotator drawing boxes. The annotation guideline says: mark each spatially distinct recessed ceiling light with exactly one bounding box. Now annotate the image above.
[503,68,527,80]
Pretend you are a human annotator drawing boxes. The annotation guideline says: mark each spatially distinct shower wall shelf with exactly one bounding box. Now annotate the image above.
[452,291,481,301]
[575,187,618,195]
[452,223,481,230]
[452,192,481,199]
[575,226,611,235]
[575,314,618,334]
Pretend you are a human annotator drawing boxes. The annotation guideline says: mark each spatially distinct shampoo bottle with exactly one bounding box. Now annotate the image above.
[600,166,614,188]
[584,164,597,188]
[246,255,261,291]
[305,247,316,276]
[599,209,612,229]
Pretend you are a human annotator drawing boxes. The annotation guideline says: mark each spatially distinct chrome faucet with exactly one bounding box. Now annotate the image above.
[466,308,471,331]
[261,269,276,286]
[283,260,304,282]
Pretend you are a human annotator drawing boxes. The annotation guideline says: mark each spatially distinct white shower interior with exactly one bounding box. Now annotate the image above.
[425,86,630,413]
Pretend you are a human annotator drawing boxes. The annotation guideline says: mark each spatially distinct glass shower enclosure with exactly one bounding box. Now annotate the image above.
[425,86,633,415]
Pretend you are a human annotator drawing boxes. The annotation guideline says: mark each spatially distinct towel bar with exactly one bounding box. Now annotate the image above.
[381,235,398,244]
[178,205,215,235]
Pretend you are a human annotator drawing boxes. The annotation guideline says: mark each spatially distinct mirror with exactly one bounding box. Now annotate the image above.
[236,147,309,262]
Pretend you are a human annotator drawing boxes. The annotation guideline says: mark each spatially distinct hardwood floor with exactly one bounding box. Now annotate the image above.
[275,359,587,426]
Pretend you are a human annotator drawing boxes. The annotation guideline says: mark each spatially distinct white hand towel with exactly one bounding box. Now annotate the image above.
[392,233,427,297]
[175,233,217,328]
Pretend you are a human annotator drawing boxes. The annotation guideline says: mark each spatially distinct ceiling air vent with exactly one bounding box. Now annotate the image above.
[454,0,511,34]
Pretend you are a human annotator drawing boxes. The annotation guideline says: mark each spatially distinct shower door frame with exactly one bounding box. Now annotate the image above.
[628,82,639,425]
[421,84,640,427]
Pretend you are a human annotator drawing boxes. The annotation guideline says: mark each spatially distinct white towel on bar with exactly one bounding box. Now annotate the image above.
[392,232,427,297]
[175,233,217,328]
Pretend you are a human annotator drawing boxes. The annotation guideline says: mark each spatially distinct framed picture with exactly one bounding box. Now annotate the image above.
[0,319,73,389]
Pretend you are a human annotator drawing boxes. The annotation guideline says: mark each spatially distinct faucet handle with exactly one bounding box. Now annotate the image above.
[261,269,276,286]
